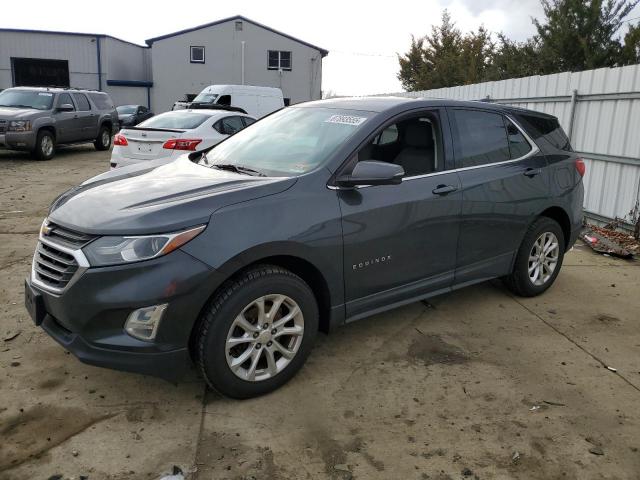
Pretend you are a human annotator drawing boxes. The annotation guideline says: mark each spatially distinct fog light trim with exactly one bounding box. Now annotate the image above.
[125,304,168,341]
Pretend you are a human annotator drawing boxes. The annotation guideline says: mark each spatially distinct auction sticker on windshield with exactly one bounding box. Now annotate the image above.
[325,115,367,126]
[38,93,53,96]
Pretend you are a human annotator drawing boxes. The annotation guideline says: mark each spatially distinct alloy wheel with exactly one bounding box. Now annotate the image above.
[225,294,304,382]
[528,231,559,286]
[42,136,54,157]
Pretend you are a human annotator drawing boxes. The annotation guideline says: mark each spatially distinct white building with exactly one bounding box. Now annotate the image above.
[0,15,328,112]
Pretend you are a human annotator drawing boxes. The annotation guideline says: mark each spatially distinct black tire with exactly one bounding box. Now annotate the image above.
[503,217,565,297]
[197,265,318,399]
[94,125,112,151]
[33,130,55,160]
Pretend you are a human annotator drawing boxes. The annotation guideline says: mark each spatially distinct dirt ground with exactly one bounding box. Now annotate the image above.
[1,146,639,480]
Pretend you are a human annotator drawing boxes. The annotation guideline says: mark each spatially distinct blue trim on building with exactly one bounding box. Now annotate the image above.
[144,15,329,57]
[106,80,153,87]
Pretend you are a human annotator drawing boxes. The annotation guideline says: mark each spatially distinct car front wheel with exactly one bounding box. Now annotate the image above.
[503,217,565,297]
[33,130,55,160]
[196,265,318,398]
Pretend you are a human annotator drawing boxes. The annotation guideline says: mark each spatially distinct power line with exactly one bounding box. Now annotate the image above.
[329,49,397,59]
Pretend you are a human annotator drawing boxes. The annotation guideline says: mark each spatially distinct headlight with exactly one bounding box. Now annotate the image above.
[83,225,206,266]
[8,120,32,132]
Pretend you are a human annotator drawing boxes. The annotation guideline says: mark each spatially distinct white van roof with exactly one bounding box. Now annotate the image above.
[201,85,283,96]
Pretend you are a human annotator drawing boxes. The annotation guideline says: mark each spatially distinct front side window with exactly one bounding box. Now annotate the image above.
[201,107,374,177]
[57,93,75,110]
[0,89,55,110]
[193,93,217,103]
[139,111,210,129]
[190,46,205,63]
[452,109,510,168]
[72,93,91,111]
[268,50,292,71]
[356,112,442,177]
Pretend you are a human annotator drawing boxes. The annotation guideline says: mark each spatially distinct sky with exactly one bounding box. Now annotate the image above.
[3,0,639,96]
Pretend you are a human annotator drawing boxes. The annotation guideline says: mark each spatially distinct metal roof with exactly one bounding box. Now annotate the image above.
[144,15,329,57]
[0,28,147,48]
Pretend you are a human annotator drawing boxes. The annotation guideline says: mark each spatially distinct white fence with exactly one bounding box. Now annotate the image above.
[380,65,640,225]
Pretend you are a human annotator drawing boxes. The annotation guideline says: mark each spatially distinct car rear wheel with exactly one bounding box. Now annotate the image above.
[33,130,55,160]
[503,217,565,297]
[94,125,111,151]
[196,265,318,398]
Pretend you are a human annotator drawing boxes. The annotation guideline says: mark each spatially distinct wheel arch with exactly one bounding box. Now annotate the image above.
[538,206,571,251]
[38,125,56,140]
[188,253,335,362]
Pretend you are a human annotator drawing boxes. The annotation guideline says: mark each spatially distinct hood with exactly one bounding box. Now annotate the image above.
[49,156,296,235]
[0,107,44,119]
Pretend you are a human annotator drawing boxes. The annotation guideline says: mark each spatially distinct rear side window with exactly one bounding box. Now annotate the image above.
[515,114,571,151]
[505,118,531,159]
[242,117,256,127]
[452,109,510,168]
[72,93,91,111]
[218,116,245,135]
[88,92,114,110]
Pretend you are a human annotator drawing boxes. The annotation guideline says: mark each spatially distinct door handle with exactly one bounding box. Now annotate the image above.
[523,168,541,177]
[432,184,458,195]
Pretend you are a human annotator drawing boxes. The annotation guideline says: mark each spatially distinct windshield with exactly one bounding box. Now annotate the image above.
[117,105,137,114]
[0,90,54,110]
[138,111,210,130]
[193,93,218,103]
[200,107,374,176]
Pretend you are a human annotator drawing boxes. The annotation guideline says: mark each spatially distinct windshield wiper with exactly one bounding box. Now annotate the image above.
[211,164,266,177]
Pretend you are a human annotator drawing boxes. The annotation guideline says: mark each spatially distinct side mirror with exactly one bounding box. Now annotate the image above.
[336,160,404,187]
[57,103,74,112]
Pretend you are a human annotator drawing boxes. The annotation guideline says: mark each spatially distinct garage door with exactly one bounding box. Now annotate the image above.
[12,58,70,88]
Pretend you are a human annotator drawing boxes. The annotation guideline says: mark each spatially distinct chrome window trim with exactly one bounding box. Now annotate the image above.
[327,113,539,191]
[31,232,90,295]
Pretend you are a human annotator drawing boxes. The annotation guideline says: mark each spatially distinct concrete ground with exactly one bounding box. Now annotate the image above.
[0,147,639,480]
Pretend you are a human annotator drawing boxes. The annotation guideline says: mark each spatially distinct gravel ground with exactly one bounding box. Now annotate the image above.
[1,146,639,480]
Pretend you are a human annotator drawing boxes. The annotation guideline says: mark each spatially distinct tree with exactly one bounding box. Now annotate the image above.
[621,22,640,64]
[487,34,543,80]
[534,0,639,72]
[397,11,494,91]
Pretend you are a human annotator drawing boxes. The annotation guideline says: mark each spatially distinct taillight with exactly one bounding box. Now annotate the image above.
[575,158,586,177]
[162,139,202,151]
[113,133,128,146]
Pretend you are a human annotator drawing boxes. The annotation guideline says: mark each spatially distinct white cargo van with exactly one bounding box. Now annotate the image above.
[172,85,284,118]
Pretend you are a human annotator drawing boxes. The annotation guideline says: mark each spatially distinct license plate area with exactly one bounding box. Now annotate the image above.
[24,280,46,326]
[137,142,153,153]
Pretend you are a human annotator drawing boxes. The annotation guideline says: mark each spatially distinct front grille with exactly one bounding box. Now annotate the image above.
[33,242,79,290]
[44,222,95,249]
[0,120,6,134]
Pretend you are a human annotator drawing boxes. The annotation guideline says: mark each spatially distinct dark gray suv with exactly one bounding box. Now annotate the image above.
[0,87,118,160]
[24,97,584,398]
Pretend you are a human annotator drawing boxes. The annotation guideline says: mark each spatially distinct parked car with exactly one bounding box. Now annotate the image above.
[25,97,584,399]
[116,105,153,127]
[110,109,255,169]
[172,85,284,118]
[0,87,118,160]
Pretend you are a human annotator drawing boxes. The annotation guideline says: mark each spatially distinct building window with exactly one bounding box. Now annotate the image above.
[235,21,243,31]
[190,46,205,64]
[268,50,292,71]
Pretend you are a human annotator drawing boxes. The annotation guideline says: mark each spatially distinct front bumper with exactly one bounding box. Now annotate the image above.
[1,130,37,150]
[27,249,223,381]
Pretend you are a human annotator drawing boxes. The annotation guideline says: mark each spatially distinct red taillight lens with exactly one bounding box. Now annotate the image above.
[575,158,586,177]
[162,139,202,151]
[113,133,128,146]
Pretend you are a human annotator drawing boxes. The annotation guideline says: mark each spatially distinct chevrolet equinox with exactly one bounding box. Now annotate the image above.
[25,97,584,398]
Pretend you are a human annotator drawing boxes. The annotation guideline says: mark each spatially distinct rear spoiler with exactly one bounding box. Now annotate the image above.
[123,126,186,134]
[187,104,248,114]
